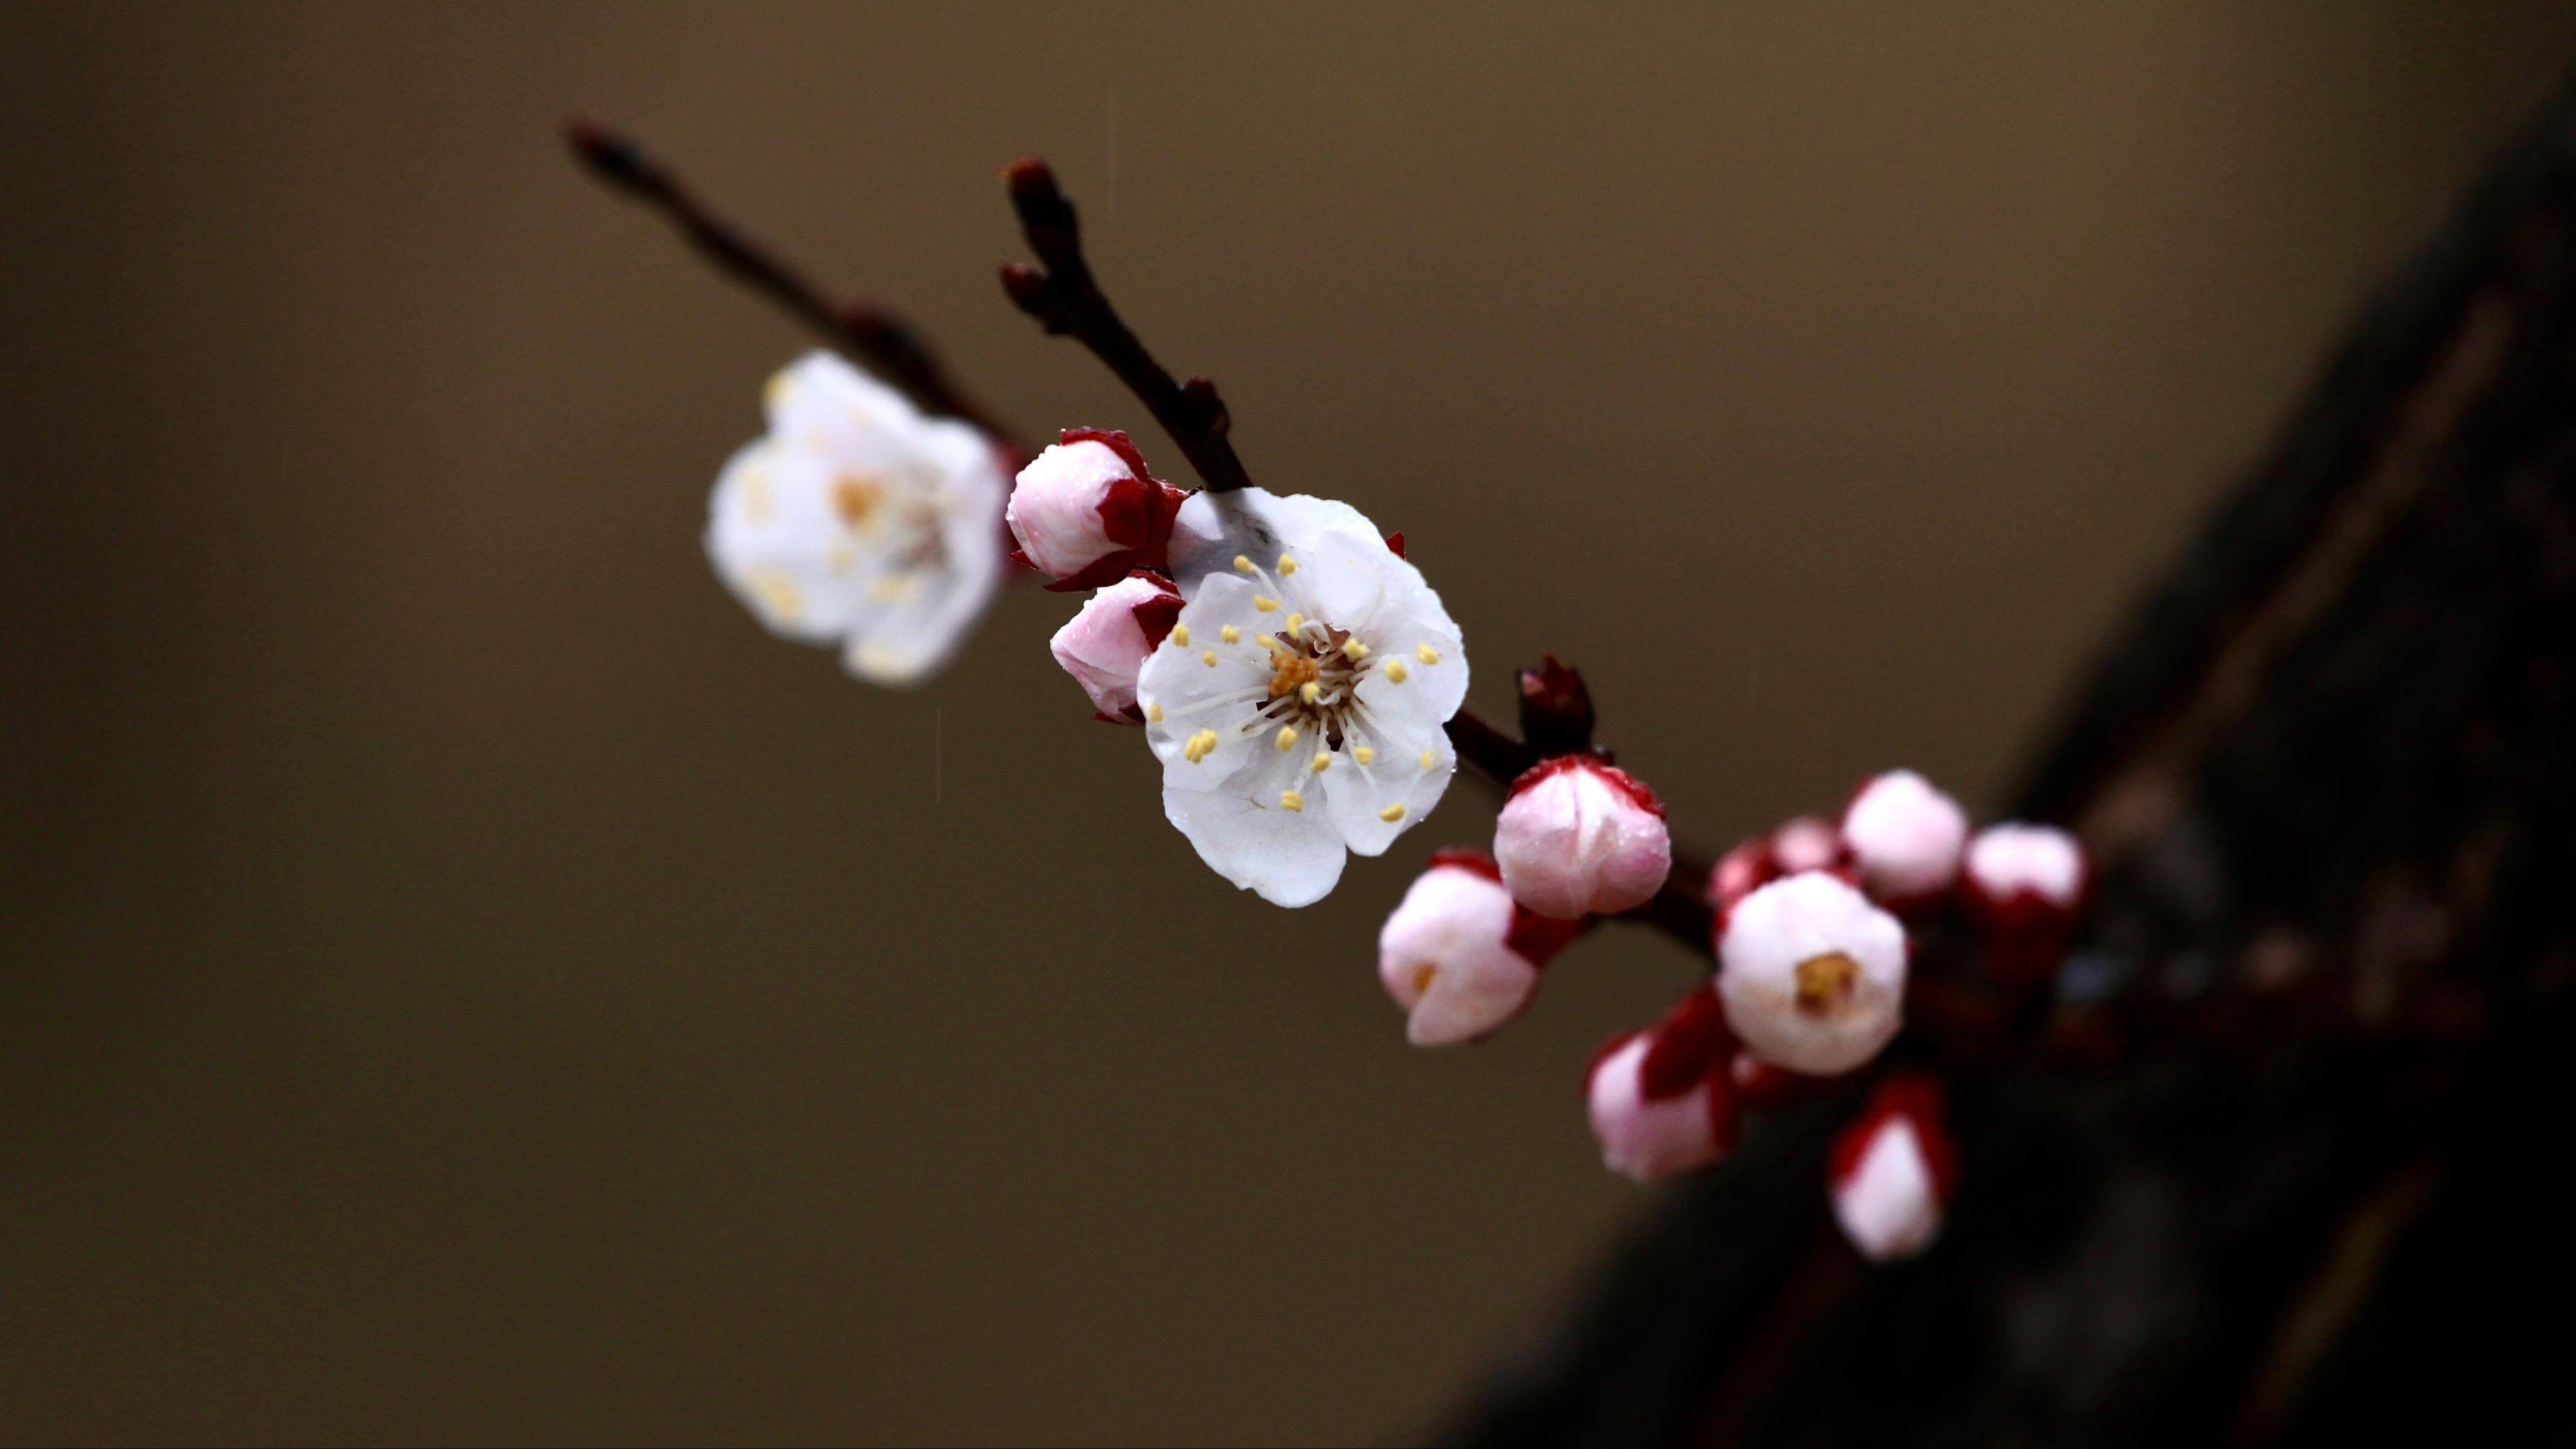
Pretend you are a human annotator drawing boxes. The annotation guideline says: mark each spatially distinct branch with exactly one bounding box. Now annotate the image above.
[998,157,1255,494]
[566,121,1012,441]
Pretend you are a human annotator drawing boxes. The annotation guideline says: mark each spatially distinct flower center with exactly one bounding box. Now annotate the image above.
[1254,624,1366,749]
[833,473,885,529]
[1267,652,1320,699]
[1793,952,1859,1016]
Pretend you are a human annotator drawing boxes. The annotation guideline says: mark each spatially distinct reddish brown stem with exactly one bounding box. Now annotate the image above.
[566,120,1013,441]
[998,157,1255,494]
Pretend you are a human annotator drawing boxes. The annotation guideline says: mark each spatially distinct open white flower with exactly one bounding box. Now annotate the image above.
[1136,488,1467,907]
[706,352,1009,684]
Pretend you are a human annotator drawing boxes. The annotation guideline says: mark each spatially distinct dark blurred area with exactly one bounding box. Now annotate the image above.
[6,4,2575,1444]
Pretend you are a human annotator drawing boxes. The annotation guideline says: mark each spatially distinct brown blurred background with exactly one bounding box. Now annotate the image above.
[4,3,2573,1443]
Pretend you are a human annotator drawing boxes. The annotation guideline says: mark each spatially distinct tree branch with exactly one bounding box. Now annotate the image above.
[566,120,1012,441]
[997,157,1255,494]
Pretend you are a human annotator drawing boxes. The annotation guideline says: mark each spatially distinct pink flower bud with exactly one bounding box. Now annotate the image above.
[1047,572,1182,722]
[1585,994,1742,1185]
[1494,757,1673,920]
[1828,1074,1959,1262]
[1962,822,2088,986]
[1376,850,1580,1047]
[1716,871,1907,1075]
[1770,815,1846,875]
[1005,429,1186,591]
[1711,837,1777,911]
[1841,770,1968,906]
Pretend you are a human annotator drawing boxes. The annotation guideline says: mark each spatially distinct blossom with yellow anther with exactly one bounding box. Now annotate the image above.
[1135,486,1467,906]
[705,352,1009,684]
[1716,871,1907,1075]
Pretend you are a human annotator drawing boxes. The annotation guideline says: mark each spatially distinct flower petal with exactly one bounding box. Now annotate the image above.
[1163,782,1349,907]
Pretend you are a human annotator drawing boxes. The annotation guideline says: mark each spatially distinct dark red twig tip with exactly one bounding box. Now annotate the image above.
[997,156,1254,494]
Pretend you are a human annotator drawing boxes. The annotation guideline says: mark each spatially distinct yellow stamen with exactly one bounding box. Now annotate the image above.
[1233,555,1255,573]
[1793,953,1860,1015]
[1354,747,1376,765]
[1279,790,1304,813]
[832,474,885,529]
[1277,554,1298,575]
[1343,639,1370,661]
[1383,659,1410,683]
[1310,752,1332,774]
[749,570,803,623]
[1285,612,1305,633]
[1147,702,1163,723]
[1201,650,1217,668]
[1378,804,1406,823]
[1418,750,1436,769]
[1416,644,1441,665]
[1274,726,1297,752]
[1300,681,1322,705]
[1267,652,1320,699]
[1171,623,1191,647]
[1254,596,1278,613]
[1220,625,1240,644]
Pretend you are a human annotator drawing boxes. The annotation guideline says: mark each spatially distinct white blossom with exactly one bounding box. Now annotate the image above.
[1841,770,1968,903]
[1716,871,1908,1075]
[706,352,1008,684]
[1493,758,1672,921]
[1136,488,1466,907]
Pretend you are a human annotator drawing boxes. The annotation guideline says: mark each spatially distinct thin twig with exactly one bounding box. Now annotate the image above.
[997,157,1255,494]
[566,121,1013,441]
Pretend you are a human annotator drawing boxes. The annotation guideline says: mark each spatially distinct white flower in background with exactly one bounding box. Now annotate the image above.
[1493,757,1673,921]
[1828,1076,1957,1262]
[1136,488,1467,907]
[1716,871,1908,1074]
[1377,850,1580,1046]
[706,352,1009,684]
[1841,769,1968,904]
[1006,429,1185,589]
[1049,571,1182,722]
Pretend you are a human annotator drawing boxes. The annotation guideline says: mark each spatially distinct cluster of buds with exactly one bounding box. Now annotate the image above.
[1389,758,2081,1264]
